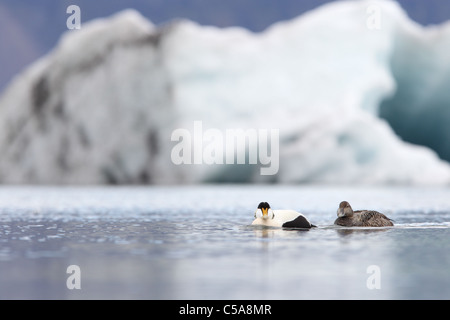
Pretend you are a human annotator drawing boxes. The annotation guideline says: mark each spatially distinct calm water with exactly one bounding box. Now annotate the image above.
[0,185,450,299]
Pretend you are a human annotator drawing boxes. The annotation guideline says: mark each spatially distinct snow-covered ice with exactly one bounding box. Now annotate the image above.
[1,0,450,185]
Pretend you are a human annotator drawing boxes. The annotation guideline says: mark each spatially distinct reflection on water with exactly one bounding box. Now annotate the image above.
[0,185,450,299]
[332,226,393,236]
[251,225,313,238]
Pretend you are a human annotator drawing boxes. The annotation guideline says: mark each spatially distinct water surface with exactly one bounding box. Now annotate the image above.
[1,185,449,299]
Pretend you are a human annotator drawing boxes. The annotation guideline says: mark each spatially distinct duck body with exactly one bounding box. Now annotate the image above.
[334,201,393,227]
[252,202,315,229]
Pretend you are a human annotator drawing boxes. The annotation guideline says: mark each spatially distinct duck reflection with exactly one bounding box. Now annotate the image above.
[334,226,392,236]
[250,225,311,238]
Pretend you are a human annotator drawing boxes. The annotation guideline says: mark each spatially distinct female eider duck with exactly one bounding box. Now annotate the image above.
[334,201,394,227]
[252,202,316,229]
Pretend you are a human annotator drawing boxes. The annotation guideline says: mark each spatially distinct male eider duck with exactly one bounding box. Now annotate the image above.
[334,201,394,227]
[252,202,316,229]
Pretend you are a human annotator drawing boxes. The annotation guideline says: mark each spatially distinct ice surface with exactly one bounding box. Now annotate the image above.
[1,1,450,184]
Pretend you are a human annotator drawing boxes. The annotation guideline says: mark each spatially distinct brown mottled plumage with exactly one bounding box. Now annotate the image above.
[334,201,394,227]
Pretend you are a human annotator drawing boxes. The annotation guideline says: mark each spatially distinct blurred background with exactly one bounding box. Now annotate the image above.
[2,0,450,92]
[1,0,450,185]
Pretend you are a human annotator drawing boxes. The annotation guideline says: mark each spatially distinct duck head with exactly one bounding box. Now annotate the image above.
[255,202,274,219]
[337,201,354,218]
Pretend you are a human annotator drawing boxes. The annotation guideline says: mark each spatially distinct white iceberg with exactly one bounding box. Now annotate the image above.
[0,0,450,185]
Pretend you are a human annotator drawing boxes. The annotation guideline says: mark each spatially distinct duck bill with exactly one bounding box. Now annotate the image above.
[337,208,345,217]
[261,208,269,218]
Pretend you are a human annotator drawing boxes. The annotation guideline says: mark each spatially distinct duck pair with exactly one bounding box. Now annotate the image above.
[252,201,394,228]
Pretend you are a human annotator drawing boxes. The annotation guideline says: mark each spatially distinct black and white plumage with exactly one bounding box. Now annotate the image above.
[334,201,394,227]
[252,202,316,229]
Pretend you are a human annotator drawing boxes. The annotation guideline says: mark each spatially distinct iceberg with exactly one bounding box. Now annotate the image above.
[0,0,450,185]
